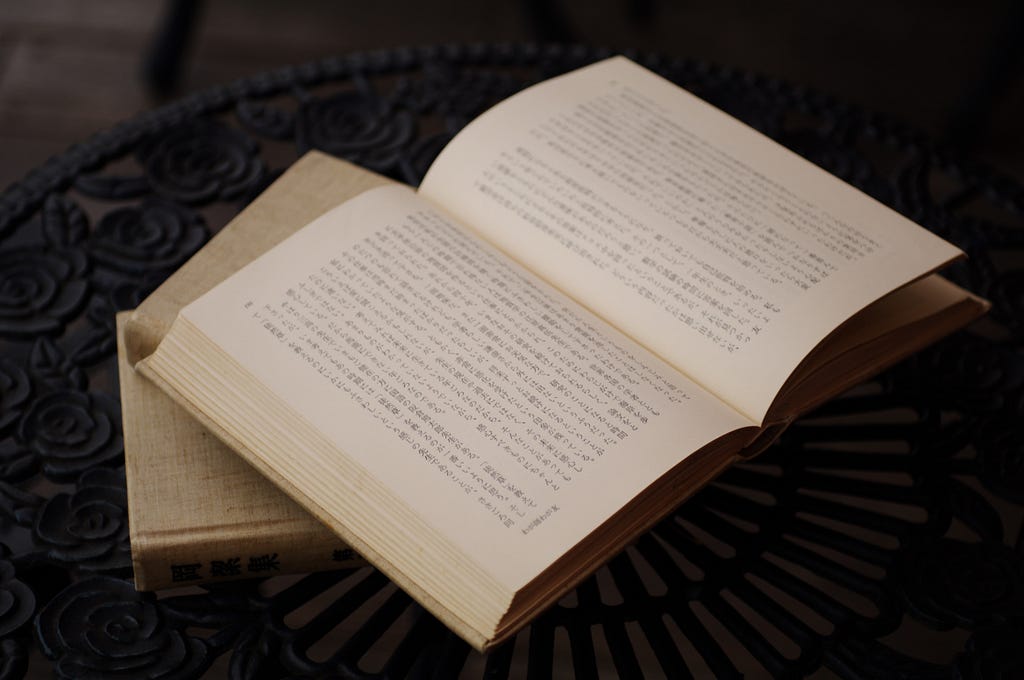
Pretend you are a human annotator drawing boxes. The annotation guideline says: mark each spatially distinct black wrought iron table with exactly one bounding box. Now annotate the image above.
[1,44,1022,678]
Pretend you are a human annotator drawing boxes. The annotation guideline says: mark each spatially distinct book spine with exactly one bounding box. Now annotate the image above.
[132,528,364,590]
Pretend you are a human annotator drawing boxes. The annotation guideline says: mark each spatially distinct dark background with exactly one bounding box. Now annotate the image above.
[1,4,1021,678]
[1,0,1021,192]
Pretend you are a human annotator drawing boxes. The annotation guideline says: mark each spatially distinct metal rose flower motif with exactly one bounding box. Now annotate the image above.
[296,90,414,173]
[28,338,86,392]
[88,199,208,276]
[0,545,35,637]
[35,468,130,571]
[36,576,209,679]
[17,390,122,483]
[0,440,37,484]
[0,249,88,340]
[0,359,30,434]
[138,119,265,205]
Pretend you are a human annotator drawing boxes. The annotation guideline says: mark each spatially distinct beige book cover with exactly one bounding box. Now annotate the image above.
[121,153,387,589]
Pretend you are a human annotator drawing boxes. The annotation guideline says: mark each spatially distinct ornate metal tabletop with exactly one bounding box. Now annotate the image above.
[0,44,1022,678]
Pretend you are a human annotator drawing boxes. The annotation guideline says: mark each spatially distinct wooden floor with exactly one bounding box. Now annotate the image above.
[2,0,1022,192]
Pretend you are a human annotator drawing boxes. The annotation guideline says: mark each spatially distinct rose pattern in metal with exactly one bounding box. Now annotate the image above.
[35,576,211,678]
[0,44,1017,677]
[34,468,131,572]
[17,391,122,484]
[87,200,208,277]
[0,250,88,340]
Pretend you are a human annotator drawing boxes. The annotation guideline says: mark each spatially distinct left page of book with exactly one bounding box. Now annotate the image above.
[146,183,754,599]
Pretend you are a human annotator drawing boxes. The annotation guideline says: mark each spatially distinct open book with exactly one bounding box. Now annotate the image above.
[133,57,987,650]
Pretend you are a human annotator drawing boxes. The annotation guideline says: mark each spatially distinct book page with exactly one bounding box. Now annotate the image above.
[181,185,752,590]
[419,57,962,423]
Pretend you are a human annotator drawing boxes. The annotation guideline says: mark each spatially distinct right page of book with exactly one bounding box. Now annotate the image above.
[419,56,962,423]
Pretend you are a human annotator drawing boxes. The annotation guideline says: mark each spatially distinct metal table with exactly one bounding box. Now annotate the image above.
[1,44,1022,678]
